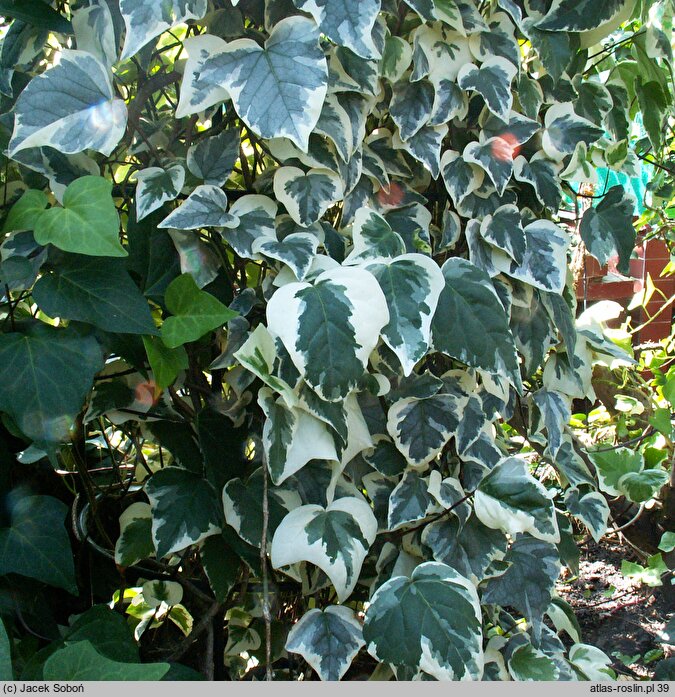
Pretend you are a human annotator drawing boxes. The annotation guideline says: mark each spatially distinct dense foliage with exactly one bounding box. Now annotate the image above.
[0,0,673,682]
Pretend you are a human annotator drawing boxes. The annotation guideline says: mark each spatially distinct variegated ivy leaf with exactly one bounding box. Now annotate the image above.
[508,641,560,681]
[436,208,462,253]
[134,165,185,222]
[421,513,507,584]
[315,95,354,163]
[145,468,222,558]
[343,207,406,265]
[381,35,413,83]
[187,130,240,186]
[513,154,563,210]
[457,57,516,121]
[469,13,519,66]
[253,233,319,282]
[292,0,381,59]
[387,393,463,468]
[536,0,629,32]
[390,79,435,142]
[258,387,339,485]
[114,502,154,568]
[491,220,569,294]
[431,258,521,389]
[481,110,541,147]
[271,497,377,602]
[580,185,636,276]
[72,0,117,67]
[479,205,525,264]
[8,50,127,157]
[266,267,389,402]
[223,470,302,548]
[177,18,328,152]
[411,26,472,84]
[387,471,440,530]
[564,489,609,543]
[365,254,444,375]
[158,185,238,230]
[286,606,365,681]
[456,0,489,33]
[474,457,560,543]
[393,124,448,179]
[463,138,514,196]
[364,562,483,680]
[483,534,560,642]
[273,167,343,227]
[233,324,297,406]
[542,103,604,161]
[120,0,207,60]
[568,644,615,681]
[440,150,484,208]
[223,195,277,259]
[532,388,570,459]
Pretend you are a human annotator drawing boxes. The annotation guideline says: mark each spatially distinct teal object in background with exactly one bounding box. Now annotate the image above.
[596,164,652,214]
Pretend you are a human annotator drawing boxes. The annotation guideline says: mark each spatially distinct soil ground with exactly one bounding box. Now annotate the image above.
[557,538,674,679]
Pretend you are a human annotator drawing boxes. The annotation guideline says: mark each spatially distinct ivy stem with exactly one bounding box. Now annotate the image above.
[260,459,273,681]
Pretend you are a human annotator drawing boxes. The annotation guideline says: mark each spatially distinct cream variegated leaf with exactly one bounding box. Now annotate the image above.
[267,266,389,402]
[271,497,377,601]
[177,18,328,151]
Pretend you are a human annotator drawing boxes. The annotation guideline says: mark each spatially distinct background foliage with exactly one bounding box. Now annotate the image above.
[0,0,673,682]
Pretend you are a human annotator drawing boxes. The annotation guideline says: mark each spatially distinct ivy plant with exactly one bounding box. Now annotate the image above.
[0,0,673,682]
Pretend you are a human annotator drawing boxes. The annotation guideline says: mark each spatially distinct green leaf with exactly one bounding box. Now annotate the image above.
[432,258,520,388]
[43,641,169,681]
[589,447,643,497]
[0,492,76,593]
[33,254,156,335]
[619,469,669,503]
[271,497,377,602]
[475,457,560,543]
[114,503,155,568]
[286,606,365,681]
[161,274,238,349]
[483,535,560,642]
[0,323,103,443]
[508,641,560,680]
[177,17,327,151]
[267,267,389,402]
[34,176,126,257]
[200,535,241,602]
[390,79,435,141]
[143,336,188,390]
[479,205,525,264]
[253,233,319,282]
[2,189,48,233]
[364,562,483,680]
[0,0,72,33]
[8,51,125,156]
[145,468,223,558]
[580,186,636,276]
[0,619,11,680]
[659,532,675,554]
